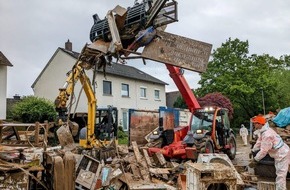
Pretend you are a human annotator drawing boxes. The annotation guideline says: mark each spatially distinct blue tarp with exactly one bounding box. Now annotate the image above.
[273,107,290,128]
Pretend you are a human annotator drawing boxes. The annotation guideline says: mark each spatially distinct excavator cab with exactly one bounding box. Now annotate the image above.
[79,106,118,147]
[95,107,118,142]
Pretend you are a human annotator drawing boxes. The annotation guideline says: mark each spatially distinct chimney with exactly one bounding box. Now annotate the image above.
[13,94,21,100]
[65,39,72,51]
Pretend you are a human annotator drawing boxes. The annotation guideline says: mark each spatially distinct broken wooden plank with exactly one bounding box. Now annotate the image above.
[53,156,65,190]
[149,168,170,175]
[177,174,186,190]
[12,126,21,141]
[35,122,40,144]
[142,149,153,167]
[119,173,134,186]
[63,152,75,190]
[153,152,167,167]
[139,160,151,181]
[151,178,177,190]
[132,141,142,163]
[130,164,141,180]
[257,181,275,190]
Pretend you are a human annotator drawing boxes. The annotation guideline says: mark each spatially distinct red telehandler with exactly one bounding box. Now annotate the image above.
[147,65,236,160]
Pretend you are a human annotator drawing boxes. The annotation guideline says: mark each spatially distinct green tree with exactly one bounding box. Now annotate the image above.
[173,95,187,109]
[267,57,290,109]
[196,38,288,127]
[12,96,56,123]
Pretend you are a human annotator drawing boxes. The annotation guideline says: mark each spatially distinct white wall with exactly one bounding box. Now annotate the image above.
[33,49,77,102]
[33,49,167,130]
[0,65,7,119]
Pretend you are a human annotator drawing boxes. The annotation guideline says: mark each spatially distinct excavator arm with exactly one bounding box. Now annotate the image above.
[54,45,105,148]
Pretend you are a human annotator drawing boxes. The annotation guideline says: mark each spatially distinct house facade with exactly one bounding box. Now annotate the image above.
[0,51,13,120]
[31,41,167,130]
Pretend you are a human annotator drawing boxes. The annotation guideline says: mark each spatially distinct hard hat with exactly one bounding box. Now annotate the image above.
[251,116,266,125]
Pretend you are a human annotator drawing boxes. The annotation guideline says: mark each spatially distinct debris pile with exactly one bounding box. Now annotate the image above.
[0,120,283,190]
[77,141,181,189]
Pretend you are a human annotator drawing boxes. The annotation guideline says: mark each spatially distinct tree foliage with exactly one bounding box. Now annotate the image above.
[196,38,290,127]
[198,92,233,119]
[173,95,187,109]
[12,96,56,123]
[173,38,290,128]
[173,92,233,118]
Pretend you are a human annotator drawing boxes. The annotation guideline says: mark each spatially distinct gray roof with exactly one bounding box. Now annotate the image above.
[104,63,167,85]
[32,47,167,88]
[0,51,13,67]
[60,48,79,59]
[59,47,166,85]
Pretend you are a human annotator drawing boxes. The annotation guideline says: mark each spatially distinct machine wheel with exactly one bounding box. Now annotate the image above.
[198,137,214,153]
[226,134,236,160]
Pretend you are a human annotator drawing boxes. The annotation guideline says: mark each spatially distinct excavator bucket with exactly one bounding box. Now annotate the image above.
[56,124,76,150]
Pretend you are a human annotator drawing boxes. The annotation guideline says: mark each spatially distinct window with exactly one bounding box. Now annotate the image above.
[140,87,147,98]
[103,81,112,95]
[122,111,128,131]
[154,89,160,100]
[121,83,129,97]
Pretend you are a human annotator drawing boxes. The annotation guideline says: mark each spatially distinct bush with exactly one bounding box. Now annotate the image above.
[118,126,128,145]
[12,96,56,123]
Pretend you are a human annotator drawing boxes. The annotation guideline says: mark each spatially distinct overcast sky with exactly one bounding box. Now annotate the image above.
[1,0,290,98]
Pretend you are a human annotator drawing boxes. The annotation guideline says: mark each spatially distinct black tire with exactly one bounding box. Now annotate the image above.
[197,137,214,153]
[226,134,236,160]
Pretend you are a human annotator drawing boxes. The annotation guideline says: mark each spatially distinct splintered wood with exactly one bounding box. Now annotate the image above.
[257,181,275,190]
[80,141,178,189]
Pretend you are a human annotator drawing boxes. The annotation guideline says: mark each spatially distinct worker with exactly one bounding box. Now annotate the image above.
[249,115,290,190]
[239,124,248,146]
[216,120,224,147]
[101,111,113,125]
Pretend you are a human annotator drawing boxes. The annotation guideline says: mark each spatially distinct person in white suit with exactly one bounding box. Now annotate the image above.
[239,124,248,146]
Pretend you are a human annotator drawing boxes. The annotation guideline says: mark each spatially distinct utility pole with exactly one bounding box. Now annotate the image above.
[261,88,266,115]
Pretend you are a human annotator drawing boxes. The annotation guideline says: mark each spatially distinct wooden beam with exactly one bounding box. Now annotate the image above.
[153,152,167,167]
[149,168,170,175]
[142,149,153,167]
[12,126,21,141]
[35,122,40,144]
[132,141,142,163]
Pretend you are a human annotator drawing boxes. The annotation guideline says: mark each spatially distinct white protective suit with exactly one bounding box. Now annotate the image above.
[252,122,290,190]
[239,124,248,145]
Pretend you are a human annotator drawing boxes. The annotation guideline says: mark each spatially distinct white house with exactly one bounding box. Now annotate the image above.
[0,51,13,120]
[31,40,167,130]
